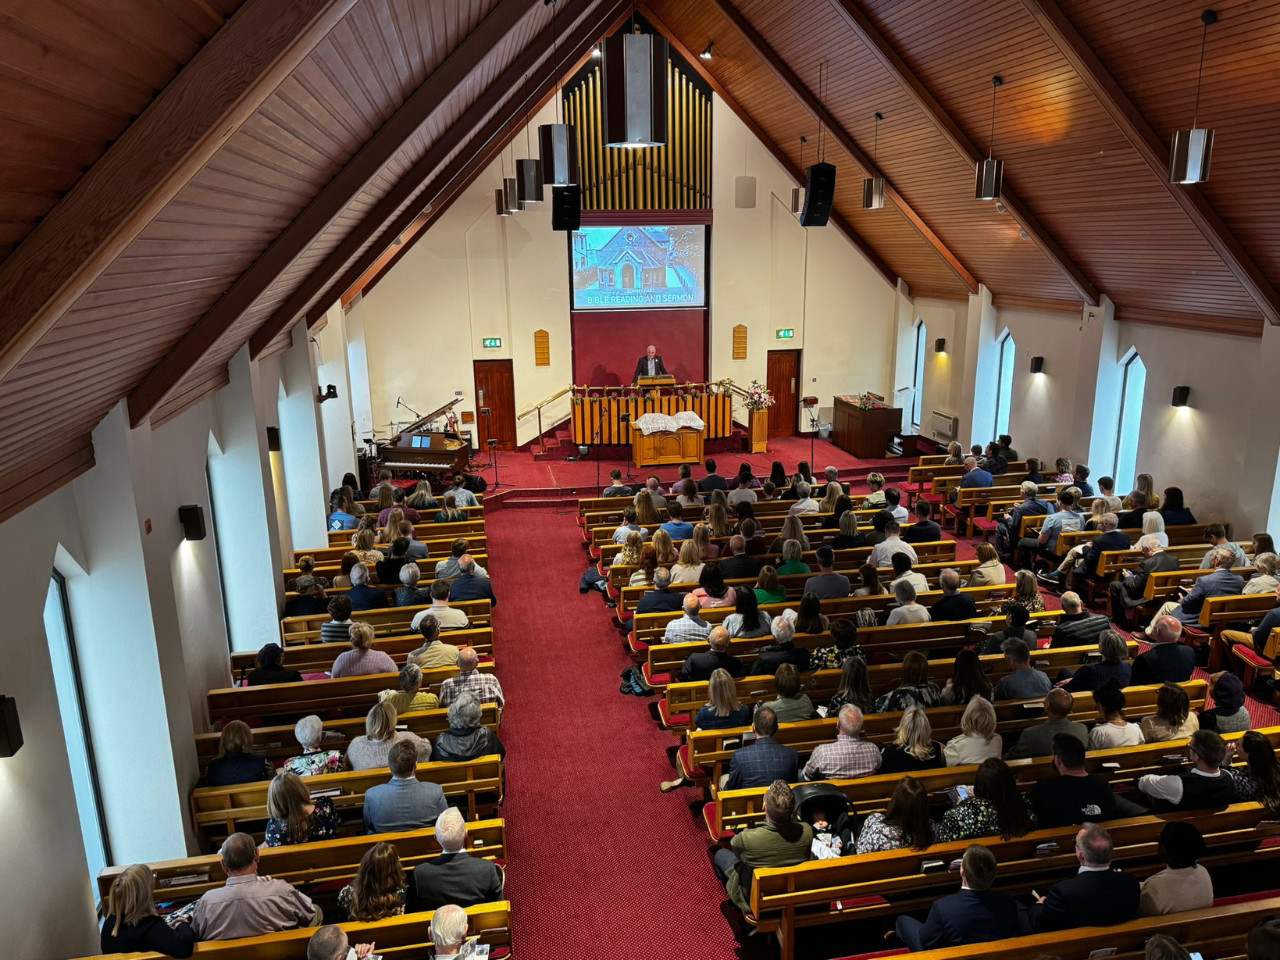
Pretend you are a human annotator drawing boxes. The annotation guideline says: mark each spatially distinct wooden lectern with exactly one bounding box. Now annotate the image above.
[632,426,704,468]
[831,397,902,459]
[636,374,677,389]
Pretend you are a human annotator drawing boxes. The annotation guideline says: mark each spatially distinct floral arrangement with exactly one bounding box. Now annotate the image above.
[852,392,886,410]
[745,380,775,411]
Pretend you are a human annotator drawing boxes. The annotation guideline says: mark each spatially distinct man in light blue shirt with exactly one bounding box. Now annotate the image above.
[1017,487,1084,570]
[659,500,695,540]
[447,475,479,508]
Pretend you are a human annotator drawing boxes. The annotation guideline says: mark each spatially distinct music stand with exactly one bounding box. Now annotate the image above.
[479,408,494,469]
[802,396,820,466]
[486,438,503,489]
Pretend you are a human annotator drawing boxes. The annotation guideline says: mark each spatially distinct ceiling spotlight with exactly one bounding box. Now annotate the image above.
[975,76,1004,201]
[1169,10,1217,184]
[700,41,714,60]
[1019,228,1030,241]
[592,45,601,58]
[995,201,1007,214]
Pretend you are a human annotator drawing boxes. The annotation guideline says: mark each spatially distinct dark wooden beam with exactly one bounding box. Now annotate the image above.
[0,0,357,386]
[128,0,544,425]
[708,0,975,294]
[826,0,1100,307]
[0,436,95,526]
[639,4,895,291]
[1020,0,1280,325]
[277,0,634,338]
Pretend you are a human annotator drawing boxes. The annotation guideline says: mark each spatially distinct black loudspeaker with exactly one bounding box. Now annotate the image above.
[551,185,581,232]
[800,162,837,227]
[179,504,207,541]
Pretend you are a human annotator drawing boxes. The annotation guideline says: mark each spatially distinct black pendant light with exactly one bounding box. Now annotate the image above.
[538,0,579,186]
[863,112,885,210]
[496,144,518,217]
[1169,10,1217,185]
[603,14,668,149]
[975,76,1004,201]
[516,68,543,205]
[791,136,807,216]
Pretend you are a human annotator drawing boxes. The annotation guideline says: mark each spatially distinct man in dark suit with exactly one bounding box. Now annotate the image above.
[749,616,812,675]
[1115,490,1148,530]
[930,568,979,621]
[718,536,764,581]
[1029,823,1141,932]
[447,555,497,606]
[902,499,942,544]
[698,458,728,494]
[413,807,503,910]
[632,344,668,382]
[1068,514,1131,589]
[376,537,414,586]
[723,707,798,790]
[636,568,684,615]
[347,564,389,612]
[1109,535,1180,628]
[896,845,1026,950]
[364,741,447,834]
[1130,615,1196,685]
[680,626,745,681]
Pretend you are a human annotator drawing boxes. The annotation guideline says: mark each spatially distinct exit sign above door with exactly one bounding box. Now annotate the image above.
[775,328,794,340]
[481,338,502,349]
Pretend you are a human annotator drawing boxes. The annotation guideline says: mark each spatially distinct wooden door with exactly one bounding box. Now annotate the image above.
[473,360,517,452]
[766,350,800,438]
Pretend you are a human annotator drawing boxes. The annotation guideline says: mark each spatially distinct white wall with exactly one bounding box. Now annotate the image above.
[315,304,359,491]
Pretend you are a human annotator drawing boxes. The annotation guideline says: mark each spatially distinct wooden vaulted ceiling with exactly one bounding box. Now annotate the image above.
[0,0,1277,513]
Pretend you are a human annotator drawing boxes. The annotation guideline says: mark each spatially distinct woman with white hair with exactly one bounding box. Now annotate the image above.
[394,563,432,607]
[886,579,931,625]
[379,662,439,715]
[1142,510,1170,548]
[283,715,344,777]
[431,693,505,763]
[1244,552,1279,595]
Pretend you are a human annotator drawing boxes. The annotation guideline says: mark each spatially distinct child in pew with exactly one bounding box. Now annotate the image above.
[101,864,196,958]
[795,782,856,859]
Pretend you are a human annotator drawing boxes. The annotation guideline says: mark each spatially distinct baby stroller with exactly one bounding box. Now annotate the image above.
[794,782,858,859]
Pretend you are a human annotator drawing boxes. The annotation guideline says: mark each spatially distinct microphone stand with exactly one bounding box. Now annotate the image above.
[594,397,608,494]
[396,396,423,419]
[805,402,820,466]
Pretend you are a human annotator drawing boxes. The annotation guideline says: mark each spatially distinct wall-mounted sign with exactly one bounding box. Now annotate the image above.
[481,338,502,349]
[775,328,794,340]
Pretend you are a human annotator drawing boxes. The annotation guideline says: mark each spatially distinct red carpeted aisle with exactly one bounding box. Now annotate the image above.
[486,504,771,959]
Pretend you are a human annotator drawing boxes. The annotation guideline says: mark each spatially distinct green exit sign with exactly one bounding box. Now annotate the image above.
[776,328,794,340]
[481,338,502,349]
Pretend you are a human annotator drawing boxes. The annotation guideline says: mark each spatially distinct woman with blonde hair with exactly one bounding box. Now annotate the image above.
[434,494,465,524]
[652,528,679,566]
[670,539,705,584]
[707,502,734,539]
[337,842,407,922]
[768,514,811,553]
[406,480,437,512]
[1128,472,1160,510]
[629,543,659,587]
[1084,497,1110,532]
[200,719,273,786]
[100,864,196,956]
[692,521,719,560]
[696,668,751,730]
[346,699,430,770]
[998,569,1045,617]
[375,483,395,513]
[755,565,786,605]
[264,770,340,846]
[378,507,405,544]
[967,542,1006,587]
[330,621,396,678]
[617,530,644,568]
[352,527,383,565]
[879,705,945,772]
[635,491,661,528]
[943,441,964,466]
[819,480,843,516]
[862,472,888,509]
[943,696,1002,766]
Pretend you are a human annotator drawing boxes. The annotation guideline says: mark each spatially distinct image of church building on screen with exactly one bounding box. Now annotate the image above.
[571,226,703,306]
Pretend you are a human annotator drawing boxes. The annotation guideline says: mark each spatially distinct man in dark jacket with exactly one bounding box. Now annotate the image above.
[1069,514,1131,589]
[718,536,764,581]
[723,708,799,790]
[698,458,729,494]
[413,807,503,909]
[996,481,1053,563]
[896,845,1026,950]
[930,568,979,621]
[637,568,685,615]
[680,626,745,681]
[902,499,942,544]
[376,537,414,586]
[1049,592,1110,648]
[1109,535,1181,628]
[447,556,497,606]
[1029,823,1141,932]
[632,344,668,382]
[749,617,812,675]
[1131,615,1196,684]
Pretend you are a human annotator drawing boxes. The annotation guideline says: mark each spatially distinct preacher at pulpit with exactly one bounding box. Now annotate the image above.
[633,344,669,383]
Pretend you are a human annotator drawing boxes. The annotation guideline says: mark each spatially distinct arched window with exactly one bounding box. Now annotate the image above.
[1113,351,1147,492]
[993,330,1016,439]
[910,319,926,429]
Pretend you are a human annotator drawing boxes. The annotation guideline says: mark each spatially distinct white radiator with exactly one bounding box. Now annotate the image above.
[930,410,958,440]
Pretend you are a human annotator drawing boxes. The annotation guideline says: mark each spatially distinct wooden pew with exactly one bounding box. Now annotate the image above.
[206,662,498,725]
[749,806,1279,960]
[98,819,506,905]
[194,702,501,775]
[946,483,1064,538]
[229,627,493,680]
[324,516,486,547]
[70,902,511,960]
[191,756,503,842]
[682,681,1207,785]
[281,552,490,592]
[1199,592,1280,668]
[295,534,489,567]
[659,641,1139,732]
[280,599,492,645]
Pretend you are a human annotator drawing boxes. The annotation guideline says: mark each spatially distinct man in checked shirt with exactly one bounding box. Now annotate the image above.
[438,647,504,708]
[801,705,882,780]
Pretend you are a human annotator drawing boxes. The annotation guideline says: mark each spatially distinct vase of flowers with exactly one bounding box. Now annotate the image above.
[745,380,774,453]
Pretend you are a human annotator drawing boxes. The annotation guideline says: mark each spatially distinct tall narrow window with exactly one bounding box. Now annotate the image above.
[910,320,926,429]
[206,462,233,653]
[993,331,1016,439]
[44,571,111,895]
[1113,352,1147,493]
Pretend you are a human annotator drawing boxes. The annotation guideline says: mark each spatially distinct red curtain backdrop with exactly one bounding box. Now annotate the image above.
[571,309,707,386]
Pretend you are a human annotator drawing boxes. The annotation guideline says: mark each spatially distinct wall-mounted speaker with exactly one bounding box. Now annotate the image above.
[178,504,207,541]
[800,162,836,227]
[551,185,581,232]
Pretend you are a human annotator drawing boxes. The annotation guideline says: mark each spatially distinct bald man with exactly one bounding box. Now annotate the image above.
[633,344,668,382]
[446,553,497,606]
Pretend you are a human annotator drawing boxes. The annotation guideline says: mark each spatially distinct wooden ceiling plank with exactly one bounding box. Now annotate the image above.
[639,3,898,292]
[126,0,543,426]
[0,0,357,387]
[271,0,636,341]
[825,0,1100,307]
[706,0,974,294]
[1020,0,1280,326]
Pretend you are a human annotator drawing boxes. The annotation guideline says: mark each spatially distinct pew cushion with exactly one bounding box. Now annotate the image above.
[703,802,733,842]
[677,743,708,779]
[1234,646,1274,670]
[1215,889,1280,906]
[833,949,910,960]
[972,517,998,533]
[642,664,670,686]
[657,700,689,728]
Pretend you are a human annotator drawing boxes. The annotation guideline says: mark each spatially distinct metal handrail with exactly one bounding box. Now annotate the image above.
[516,385,573,420]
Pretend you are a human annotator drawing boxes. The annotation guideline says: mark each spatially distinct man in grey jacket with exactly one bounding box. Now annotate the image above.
[1005,688,1088,760]
[363,739,447,834]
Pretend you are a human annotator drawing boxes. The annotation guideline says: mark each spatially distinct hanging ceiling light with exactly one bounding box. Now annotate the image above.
[975,75,1004,201]
[863,112,886,210]
[496,144,518,217]
[791,136,807,216]
[538,0,579,185]
[1170,9,1217,185]
[516,67,543,206]
[700,41,714,60]
[604,19,669,148]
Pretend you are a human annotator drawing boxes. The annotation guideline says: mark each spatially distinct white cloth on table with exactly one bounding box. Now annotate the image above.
[635,411,706,435]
